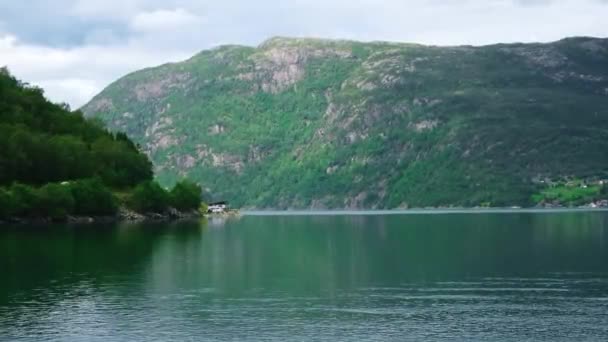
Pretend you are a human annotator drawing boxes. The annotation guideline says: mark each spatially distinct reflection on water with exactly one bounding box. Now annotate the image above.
[1,212,608,341]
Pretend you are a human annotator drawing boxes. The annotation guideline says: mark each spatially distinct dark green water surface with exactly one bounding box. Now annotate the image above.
[1,211,608,341]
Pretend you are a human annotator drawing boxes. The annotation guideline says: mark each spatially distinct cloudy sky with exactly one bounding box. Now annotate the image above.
[1,0,607,108]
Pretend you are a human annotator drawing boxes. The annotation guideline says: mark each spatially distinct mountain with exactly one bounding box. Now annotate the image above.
[82,37,608,209]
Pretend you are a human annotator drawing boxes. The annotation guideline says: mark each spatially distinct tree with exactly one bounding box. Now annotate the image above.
[0,71,208,220]
[91,137,153,188]
[38,183,74,220]
[0,188,17,219]
[9,183,39,217]
[45,135,93,182]
[170,180,202,211]
[129,181,170,213]
[115,132,139,152]
[0,70,154,189]
[70,178,118,216]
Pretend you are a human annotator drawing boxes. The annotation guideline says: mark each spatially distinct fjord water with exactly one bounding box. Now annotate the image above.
[1,211,608,341]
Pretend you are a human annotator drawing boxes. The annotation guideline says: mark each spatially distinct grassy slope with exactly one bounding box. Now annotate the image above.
[83,37,608,208]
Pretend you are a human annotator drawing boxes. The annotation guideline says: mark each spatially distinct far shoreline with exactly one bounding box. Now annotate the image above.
[242,207,608,216]
[3,207,608,225]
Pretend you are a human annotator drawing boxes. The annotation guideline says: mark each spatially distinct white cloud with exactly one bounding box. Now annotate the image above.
[70,0,146,19]
[0,33,193,108]
[0,34,17,49]
[36,78,102,109]
[1,0,607,108]
[131,8,204,33]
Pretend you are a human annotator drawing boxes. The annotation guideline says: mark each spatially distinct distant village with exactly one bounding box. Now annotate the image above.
[534,177,608,209]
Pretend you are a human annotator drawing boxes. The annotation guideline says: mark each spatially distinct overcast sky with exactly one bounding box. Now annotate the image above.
[1,0,607,108]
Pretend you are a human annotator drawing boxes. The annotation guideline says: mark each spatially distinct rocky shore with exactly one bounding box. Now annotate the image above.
[536,199,608,209]
[0,206,202,225]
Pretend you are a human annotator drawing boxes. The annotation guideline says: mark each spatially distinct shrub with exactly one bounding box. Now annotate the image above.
[198,202,209,216]
[70,178,118,216]
[9,183,39,217]
[0,189,17,219]
[169,180,202,211]
[129,181,170,213]
[37,183,75,219]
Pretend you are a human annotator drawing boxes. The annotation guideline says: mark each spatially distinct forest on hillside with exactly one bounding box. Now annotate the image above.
[84,37,608,208]
[0,69,203,221]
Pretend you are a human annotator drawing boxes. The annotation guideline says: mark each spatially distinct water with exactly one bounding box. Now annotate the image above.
[1,211,608,341]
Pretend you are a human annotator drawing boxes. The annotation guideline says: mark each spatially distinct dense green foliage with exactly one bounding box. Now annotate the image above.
[128,181,170,213]
[70,178,118,216]
[128,180,202,213]
[37,183,75,219]
[0,70,205,220]
[7,183,39,217]
[0,69,153,188]
[0,180,117,220]
[532,184,604,206]
[170,180,203,211]
[83,37,608,208]
[0,188,16,218]
[0,178,204,220]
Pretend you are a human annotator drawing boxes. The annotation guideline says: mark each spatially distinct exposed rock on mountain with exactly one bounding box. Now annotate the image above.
[83,36,608,208]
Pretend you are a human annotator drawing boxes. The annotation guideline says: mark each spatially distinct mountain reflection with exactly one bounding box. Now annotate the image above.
[2,212,608,341]
[142,212,608,296]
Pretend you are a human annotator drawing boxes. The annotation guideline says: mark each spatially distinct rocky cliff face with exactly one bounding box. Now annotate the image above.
[82,36,608,208]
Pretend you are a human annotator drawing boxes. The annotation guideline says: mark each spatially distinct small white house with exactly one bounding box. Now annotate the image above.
[208,202,228,214]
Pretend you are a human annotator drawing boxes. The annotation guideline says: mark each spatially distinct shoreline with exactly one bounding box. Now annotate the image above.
[242,207,608,216]
[3,207,608,225]
[0,208,243,226]
[0,207,203,225]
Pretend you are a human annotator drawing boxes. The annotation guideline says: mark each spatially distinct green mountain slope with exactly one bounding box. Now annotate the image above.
[82,37,608,209]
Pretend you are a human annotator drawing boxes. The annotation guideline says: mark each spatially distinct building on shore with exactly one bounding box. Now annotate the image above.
[208,201,229,214]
